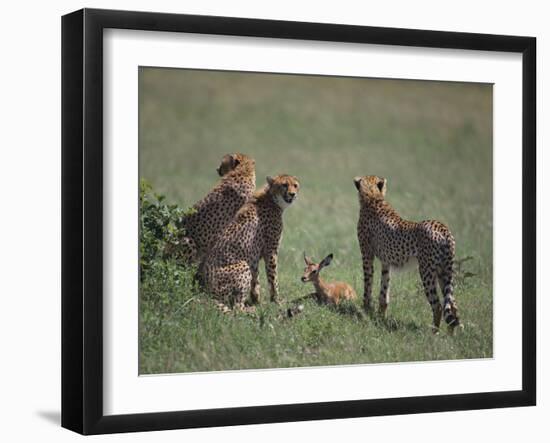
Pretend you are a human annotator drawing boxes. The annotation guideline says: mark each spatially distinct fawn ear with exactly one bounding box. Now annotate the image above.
[319,253,333,269]
[303,252,312,265]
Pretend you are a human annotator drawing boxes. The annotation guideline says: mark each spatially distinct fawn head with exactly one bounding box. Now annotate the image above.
[301,252,333,282]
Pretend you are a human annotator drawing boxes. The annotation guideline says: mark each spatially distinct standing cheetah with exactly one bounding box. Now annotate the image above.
[354,175,461,332]
[201,175,300,310]
[177,153,256,263]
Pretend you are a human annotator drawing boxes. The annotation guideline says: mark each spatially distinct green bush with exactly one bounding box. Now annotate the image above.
[139,178,195,280]
[139,180,205,370]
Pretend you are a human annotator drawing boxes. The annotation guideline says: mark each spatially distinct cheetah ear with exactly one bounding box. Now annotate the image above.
[230,153,240,168]
[319,253,333,269]
[377,177,387,195]
[266,176,274,186]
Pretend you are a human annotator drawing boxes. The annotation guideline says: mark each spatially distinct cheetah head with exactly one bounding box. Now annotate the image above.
[354,175,387,201]
[266,175,300,209]
[216,153,254,176]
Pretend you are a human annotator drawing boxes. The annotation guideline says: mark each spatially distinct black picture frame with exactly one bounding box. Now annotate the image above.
[61,8,536,435]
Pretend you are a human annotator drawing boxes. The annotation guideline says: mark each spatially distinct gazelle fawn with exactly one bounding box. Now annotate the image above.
[301,253,357,305]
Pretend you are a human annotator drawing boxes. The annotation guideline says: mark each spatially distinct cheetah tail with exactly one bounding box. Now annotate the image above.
[442,271,460,328]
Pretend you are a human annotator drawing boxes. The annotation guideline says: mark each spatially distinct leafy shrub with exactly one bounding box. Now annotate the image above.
[139,179,194,280]
[139,180,205,370]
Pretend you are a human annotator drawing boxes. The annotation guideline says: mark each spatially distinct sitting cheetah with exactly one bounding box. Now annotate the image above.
[354,175,461,333]
[201,175,300,311]
[176,153,256,263]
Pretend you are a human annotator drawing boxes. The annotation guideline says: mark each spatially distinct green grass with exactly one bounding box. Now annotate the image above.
[138,67,493,374]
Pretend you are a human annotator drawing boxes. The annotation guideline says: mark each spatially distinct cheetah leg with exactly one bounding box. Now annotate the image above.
[419,264,442,333]
[164,235,198,263]
[264,251,280,303]
[361,253,374,314]
[209,261,252,312]
[181,236,199,262]
[213,300,232,314]
[213,300,256,315]
[249,261,261,305]
[438,268,461,333]
[228,261,253,311]
[378,263,391,317]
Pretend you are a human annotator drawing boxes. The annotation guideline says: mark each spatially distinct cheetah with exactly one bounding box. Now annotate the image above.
[176,153,256,263]
[354,175,461,333]
[201,175,300,311]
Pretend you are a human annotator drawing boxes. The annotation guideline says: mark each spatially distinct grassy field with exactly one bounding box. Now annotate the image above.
[138,67,493,374]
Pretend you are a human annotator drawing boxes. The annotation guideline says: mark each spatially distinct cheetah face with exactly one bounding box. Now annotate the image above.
[216,153,253,176]
[354,175,387,201]
[266,175,300,209]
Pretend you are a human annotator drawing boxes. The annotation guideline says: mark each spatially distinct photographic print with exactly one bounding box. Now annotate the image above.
[138,67,493,375]
[62,9,535,433]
